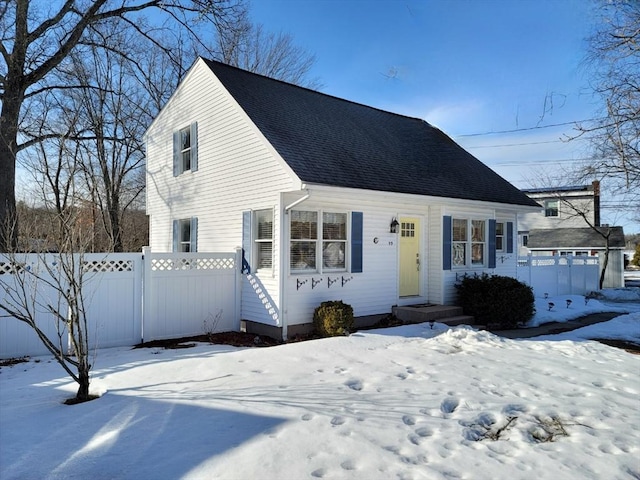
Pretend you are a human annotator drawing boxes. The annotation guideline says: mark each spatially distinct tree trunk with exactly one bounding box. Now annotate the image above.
[0,97,20,252]
[599,240,610,290]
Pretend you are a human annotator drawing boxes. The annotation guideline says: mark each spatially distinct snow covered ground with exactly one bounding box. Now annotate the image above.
[1,291,639,480]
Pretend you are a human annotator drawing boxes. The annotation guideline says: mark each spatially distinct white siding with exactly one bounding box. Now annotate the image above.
[145,59,300,326]
[441,207,520,305]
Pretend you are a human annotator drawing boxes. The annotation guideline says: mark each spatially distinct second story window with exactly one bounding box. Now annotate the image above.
[179,126,191,171]
[173,122,198,176]
[544,200,559,217]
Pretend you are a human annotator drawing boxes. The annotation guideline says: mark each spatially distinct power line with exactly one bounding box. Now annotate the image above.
[456,118,602,138]
[466,139,563,149]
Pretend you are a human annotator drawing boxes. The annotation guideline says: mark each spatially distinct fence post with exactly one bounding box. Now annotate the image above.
[141,246,152,344]
[235,247,243,328]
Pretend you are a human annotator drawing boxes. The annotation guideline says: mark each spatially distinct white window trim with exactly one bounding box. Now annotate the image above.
[452,218,487,268]
[290,209,349,274]
[496,222,505,252]
[254,209,274,272]
[544,199,559,217]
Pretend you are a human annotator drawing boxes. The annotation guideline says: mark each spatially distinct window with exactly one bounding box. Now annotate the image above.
[255,209,273,269]
[290,210,347,272]
[179,126,191,172]
[173,217,197,252]
[452,219,467,267]
[522,234,529,247]
[471,220,485,265]
[495,222,504,252]
[544,200,559,217]
[452,218,486,267]
[322,212,346,269]
[173,122,198,176]
[290,211,317,271]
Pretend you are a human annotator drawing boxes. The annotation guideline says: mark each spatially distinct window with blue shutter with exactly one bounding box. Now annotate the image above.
[242,211,252,273]
[172,122,198,176]
[351,212,363,273]
[506,222,514,253]
[172,217,197,252]
[443,216,452,270]
[488,219,496,268]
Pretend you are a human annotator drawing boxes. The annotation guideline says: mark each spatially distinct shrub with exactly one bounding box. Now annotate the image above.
[313,300,354,337]
[456,274,534,329]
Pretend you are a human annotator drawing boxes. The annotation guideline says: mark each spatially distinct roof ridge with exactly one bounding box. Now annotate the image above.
[200,57,431,125]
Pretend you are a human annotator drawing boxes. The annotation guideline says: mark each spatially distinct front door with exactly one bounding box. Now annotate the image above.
[399,217,420,297]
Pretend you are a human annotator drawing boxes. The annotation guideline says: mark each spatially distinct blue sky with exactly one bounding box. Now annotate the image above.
[250,0,637,233]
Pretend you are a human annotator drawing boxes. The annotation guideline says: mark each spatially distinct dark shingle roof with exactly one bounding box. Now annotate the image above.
[203,59,539,207]
[528,227,625,249]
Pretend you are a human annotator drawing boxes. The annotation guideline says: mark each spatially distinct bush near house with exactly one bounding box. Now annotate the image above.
[456,274,535,329]
[313,300,354,337]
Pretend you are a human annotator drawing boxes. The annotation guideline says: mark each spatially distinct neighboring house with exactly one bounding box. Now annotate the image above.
[518,182,600,255]
[518,182,625,288]
[144,58,540,338]
[526,227,625,288]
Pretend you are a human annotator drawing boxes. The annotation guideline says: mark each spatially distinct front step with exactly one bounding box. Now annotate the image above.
[392,304,475,326]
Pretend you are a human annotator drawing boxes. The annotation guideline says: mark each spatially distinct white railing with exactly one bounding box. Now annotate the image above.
[0,248,242,359]
[517,255,600,298]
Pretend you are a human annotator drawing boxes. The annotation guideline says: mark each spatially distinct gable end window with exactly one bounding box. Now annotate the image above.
[173,217,197,252]
[173,122,198,176]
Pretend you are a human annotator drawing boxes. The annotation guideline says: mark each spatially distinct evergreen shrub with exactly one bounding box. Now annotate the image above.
[456,274,535,329]
[313,300,354,337]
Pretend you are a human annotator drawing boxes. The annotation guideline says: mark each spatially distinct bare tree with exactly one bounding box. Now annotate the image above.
[575,0,639,196]
[0,0,246,251]
[217,10,321,89]
[1,136,97,403]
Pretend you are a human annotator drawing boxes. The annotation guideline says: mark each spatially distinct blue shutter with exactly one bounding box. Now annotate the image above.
[190,217,198,252]
[351,212,363,273]
[241,211,252,273]
[442,216,452,270]
[172,131,180,176]
[172,220,179,252]
[488,219,496,268]
[190,122,198,172]
[506,222,514,253]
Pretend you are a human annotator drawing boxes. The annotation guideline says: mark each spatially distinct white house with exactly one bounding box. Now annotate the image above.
[144,58,540,338]
[518,182,625,288]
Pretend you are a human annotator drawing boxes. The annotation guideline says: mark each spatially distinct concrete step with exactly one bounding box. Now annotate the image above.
[392,304,471,324]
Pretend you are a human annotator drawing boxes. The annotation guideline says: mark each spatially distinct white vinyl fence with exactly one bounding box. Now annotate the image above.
[0,248,241,359]
[517,255,600,298]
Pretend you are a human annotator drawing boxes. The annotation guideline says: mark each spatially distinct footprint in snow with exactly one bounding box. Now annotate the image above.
[340,460,356,471]
[311,468,326,478]
[441,397,459,414]
[331,416,346,426]
[301,413,313,421]
[345,379,363,391]
[402,415,416,426]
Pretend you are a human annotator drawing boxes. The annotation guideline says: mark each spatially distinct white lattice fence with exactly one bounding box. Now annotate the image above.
[1,249,242,359]
[517,255,600,297]
[142,250,241,342]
